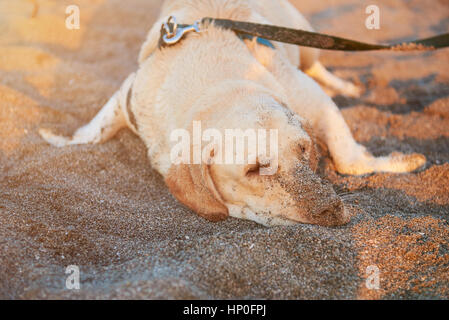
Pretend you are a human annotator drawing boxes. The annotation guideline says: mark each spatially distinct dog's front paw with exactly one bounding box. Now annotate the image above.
[334,151,426,175]
[39,128,71,147]
[387,152,427,173]
[341,81,362,98]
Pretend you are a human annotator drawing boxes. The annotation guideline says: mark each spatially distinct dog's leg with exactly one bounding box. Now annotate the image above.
[309,100,426,175]
[267,0,360,97]
[39,92,125,147]
[304,61,361,98]
[39,73,136,147]
[248,43,425,175]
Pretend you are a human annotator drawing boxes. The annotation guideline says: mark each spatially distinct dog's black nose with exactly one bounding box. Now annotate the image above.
[313,199,350,227]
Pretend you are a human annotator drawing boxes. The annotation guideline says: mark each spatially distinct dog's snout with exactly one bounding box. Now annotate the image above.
[312,198,350,226]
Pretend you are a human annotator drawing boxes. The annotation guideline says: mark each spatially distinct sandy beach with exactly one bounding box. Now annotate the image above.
[0,0,448,299]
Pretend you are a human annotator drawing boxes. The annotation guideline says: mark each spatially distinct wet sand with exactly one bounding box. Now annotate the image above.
[0,0,448,299]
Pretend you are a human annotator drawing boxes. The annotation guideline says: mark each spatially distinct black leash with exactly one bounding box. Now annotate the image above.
[205,18,449,51]
[159,16,449,52]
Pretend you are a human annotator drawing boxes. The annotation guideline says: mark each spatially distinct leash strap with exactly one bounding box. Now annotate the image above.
[159,16,449,52]
[204,18,449,51]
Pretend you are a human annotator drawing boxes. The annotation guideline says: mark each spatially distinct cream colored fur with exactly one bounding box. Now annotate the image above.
[40,0,426,226]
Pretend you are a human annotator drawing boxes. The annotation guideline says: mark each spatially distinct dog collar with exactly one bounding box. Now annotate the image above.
[158,16,275,50]
[237,33,276,49]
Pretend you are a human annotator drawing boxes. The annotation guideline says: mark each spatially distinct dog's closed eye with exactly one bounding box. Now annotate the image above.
[245,162,273,176]
[245,163,260,176]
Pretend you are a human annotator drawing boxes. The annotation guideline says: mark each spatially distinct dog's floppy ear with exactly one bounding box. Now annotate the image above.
[165,163,229,222]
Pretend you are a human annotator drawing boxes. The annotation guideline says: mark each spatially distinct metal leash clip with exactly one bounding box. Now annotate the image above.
[162,16,201,45]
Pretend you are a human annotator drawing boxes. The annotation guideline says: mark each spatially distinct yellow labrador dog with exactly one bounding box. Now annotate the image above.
[40,0,426,226]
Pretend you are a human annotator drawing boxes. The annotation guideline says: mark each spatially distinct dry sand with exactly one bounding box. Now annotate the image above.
[0,0,448,299]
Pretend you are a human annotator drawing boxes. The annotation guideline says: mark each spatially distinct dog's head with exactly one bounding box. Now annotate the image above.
[165,87,350,227]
